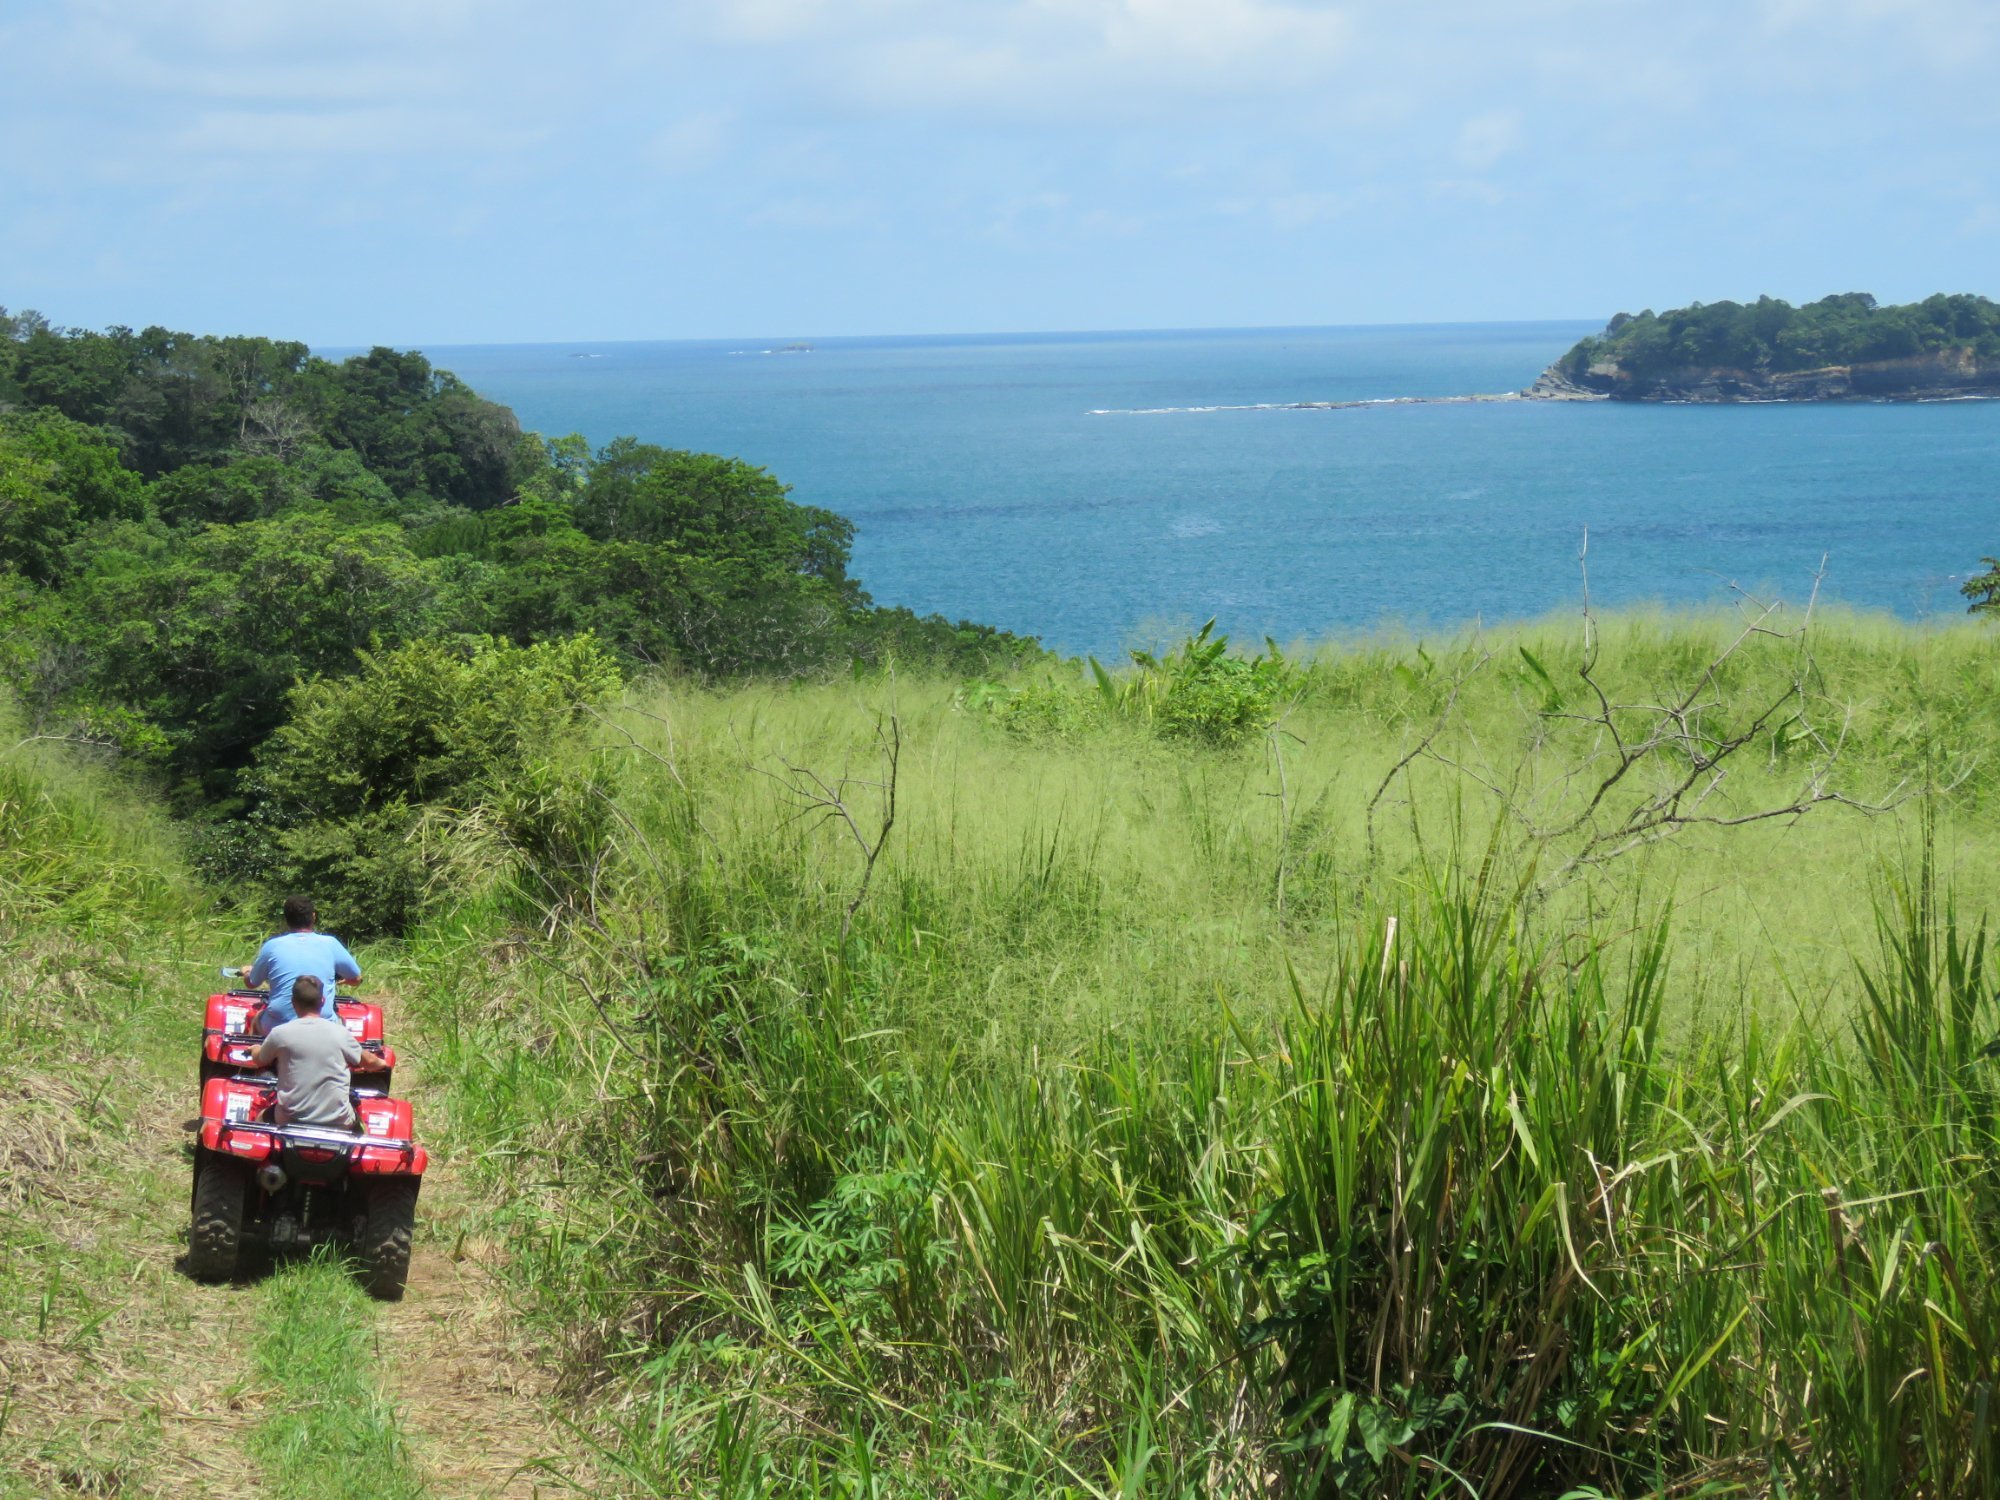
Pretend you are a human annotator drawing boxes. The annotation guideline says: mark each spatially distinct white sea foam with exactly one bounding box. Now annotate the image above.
[1088,391,1520,415]
[1092,401,1293,415]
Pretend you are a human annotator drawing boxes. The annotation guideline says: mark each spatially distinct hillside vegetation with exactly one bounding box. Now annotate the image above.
[399,609,2000,1497]
[0,306,1035,808]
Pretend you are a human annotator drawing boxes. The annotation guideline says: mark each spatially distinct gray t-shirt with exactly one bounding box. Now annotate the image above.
[254,1014,362,1129]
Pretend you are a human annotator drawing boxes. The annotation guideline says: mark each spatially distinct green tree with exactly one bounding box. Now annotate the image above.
[64,512,444,789]
[1962,557,2000,614]
[1558,291,2000,388]
[579,440,859,601]
[301,347,522,507]
[0,413,147,580]
[12,325,132,423]
[148,455,310,527]
[0,445,67,582]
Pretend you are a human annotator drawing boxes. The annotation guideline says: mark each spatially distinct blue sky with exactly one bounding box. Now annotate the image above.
[4,0,1997,346]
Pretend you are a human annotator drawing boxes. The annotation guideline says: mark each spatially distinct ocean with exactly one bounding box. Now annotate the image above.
[425,323,2000,658]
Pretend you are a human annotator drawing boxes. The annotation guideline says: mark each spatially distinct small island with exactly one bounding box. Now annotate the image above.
[1528,291,2000,402]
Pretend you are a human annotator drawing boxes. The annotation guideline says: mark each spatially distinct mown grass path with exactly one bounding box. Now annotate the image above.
[0,988,563,1498]
[248,1258,424,1498]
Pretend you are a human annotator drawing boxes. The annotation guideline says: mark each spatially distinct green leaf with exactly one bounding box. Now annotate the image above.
[1324,1392,1354,1457]
[1518,645,1562,710]
[1356,1400,1392,1464]
[1506,1090,1543,1170]
[1088,656,1118,708]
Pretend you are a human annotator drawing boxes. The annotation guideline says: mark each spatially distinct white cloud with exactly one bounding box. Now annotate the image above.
[703,0,922,43]
[685,0,1353,116]
[1093,0,1350,70]
[1429,177,1506,207]
[1269,190,1346,229]
[746,195,875,230]
[1756,0,2000,67]
[7,0,2000,338]
[171,106,541,157]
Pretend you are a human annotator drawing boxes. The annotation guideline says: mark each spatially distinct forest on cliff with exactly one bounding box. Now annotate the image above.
[1555,290,2000,381]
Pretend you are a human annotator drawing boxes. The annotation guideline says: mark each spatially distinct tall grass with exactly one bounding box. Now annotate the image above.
[0,696,221,1060]
[405,613,2000,1496]
[0,704,249,1494]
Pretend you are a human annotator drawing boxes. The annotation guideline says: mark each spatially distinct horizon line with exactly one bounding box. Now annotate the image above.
[309,314,1604,356]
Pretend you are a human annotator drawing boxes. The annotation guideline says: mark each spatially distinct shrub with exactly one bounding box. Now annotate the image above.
[271,804,430,941]
[1145,636,1288,745]
[963,672,1100,741]
[252,633,620,934]
[968,626,1293,748]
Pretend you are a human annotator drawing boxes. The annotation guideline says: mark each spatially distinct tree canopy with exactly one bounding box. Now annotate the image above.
[0,306,1041,807]
[1556,292,2000,381]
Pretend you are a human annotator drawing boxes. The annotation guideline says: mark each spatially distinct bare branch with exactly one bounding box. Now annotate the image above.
[1366,648,1492,861]
[1372,537,1908,895]
[751,713,901,943]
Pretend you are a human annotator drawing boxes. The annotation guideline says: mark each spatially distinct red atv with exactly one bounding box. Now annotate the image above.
[190,972,426,1298]
[201,979,395,1089]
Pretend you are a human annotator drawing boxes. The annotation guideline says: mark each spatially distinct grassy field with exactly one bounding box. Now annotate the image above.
[400,609,2000,1496]
[8,609,2000,1495]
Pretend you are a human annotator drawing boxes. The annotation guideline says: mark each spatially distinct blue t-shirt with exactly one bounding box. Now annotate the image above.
[247,931,362,1030]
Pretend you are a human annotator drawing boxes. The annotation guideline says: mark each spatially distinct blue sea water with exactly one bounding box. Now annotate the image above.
[425,324,2000,657]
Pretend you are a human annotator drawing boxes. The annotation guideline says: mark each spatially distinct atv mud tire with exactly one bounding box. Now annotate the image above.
[188,1153,249,1281]
[358,1177,419,1300]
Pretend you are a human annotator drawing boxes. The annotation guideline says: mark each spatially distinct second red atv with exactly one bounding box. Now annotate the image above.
[201,981,395,1089]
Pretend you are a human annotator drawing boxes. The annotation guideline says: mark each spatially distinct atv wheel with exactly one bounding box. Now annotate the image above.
[357,1177,419,1300]
[188,1153,249,1281]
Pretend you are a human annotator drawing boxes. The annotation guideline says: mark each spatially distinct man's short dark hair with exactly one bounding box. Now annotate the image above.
[292,975,326,1016]
[282,896,316,930]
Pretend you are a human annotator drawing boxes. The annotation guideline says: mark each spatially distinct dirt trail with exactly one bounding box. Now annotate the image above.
[377,1151,565,1498]
[372,1013,569,1499]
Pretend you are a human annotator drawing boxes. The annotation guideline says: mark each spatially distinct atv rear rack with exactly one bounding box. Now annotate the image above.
[218,1120,416,1152]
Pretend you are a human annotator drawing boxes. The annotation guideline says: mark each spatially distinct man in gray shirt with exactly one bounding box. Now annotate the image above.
[251,976,388,1129]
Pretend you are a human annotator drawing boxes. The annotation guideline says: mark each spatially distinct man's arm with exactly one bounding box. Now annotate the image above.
[350,1051,390,1074]
[332,939,361,985]
[245,940,275,989]
[251,1034,280,1068]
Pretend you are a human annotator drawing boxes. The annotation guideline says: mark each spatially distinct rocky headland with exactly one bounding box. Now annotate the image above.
[1523,346,2000,403]
[1523,291,2000,403]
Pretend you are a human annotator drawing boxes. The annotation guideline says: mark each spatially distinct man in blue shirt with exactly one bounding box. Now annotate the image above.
[245,896,362,1033]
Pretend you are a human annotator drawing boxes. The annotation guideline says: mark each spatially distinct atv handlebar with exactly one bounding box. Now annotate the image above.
[217,966,366,1000]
